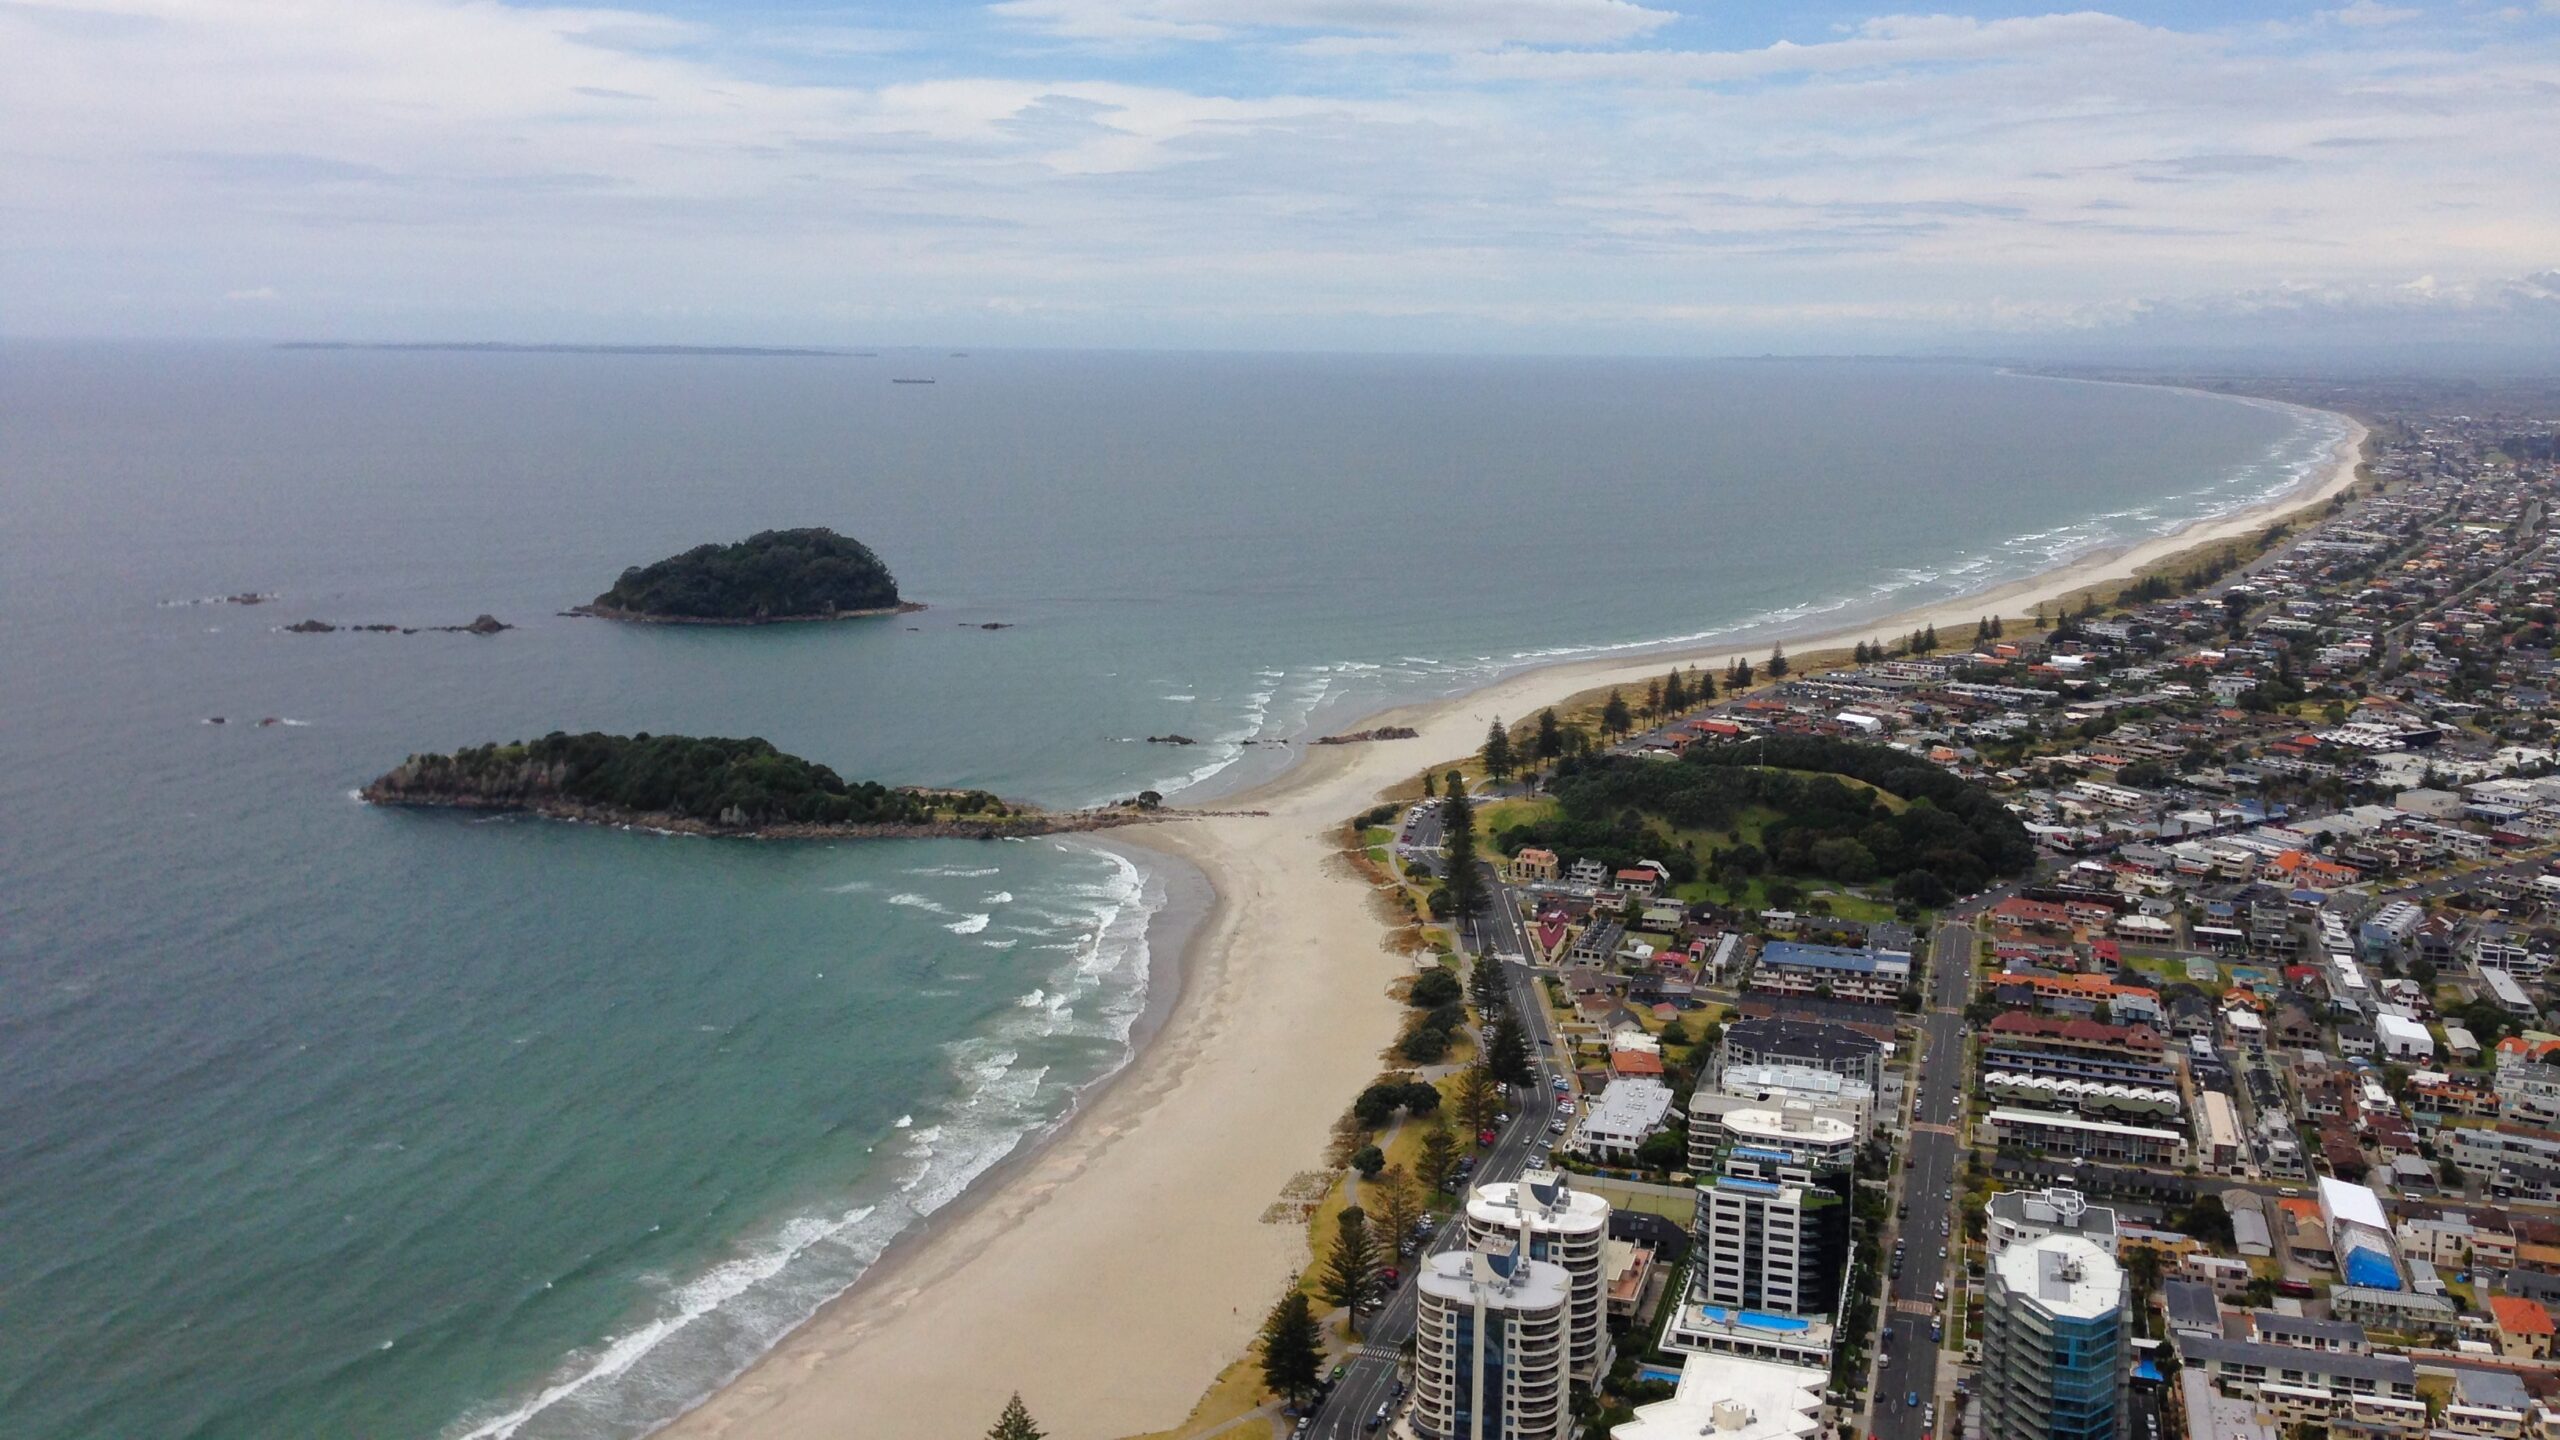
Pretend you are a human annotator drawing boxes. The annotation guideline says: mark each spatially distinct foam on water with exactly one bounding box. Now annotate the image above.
[437,841,1167,1440]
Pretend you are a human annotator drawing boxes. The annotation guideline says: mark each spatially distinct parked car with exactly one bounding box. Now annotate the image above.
[1369,1402,1392,1431]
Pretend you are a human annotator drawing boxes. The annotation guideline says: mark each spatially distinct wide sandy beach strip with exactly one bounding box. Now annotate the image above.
[656,410,2364,1440]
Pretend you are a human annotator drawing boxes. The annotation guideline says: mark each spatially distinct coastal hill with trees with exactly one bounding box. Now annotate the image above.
[361,731,1115,838]
[577,527,913,623]
[1494,734,2035,907]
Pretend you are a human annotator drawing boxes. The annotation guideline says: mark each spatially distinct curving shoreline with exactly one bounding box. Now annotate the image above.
[649,404,2368,1440]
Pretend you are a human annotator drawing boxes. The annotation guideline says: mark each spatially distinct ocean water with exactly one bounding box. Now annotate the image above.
[0,345,2345,1439]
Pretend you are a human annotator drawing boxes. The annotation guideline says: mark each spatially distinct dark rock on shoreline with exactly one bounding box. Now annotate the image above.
[1316,726,1420,745]
[1146,734,1197,746]
[282,614,510,635]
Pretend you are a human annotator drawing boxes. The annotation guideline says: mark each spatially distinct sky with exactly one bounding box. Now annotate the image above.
[2,0,2557,356]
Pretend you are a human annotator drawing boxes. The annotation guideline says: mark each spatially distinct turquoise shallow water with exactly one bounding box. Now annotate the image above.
[0,346,2343,1438]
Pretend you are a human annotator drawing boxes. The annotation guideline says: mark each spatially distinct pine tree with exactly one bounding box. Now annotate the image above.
[1643,679,1661,720]
[1853,640,1870,664]
[1454,1058,1501,1138]
[1419,1122,1461,1190]
[1767,644,1788,678]
[1975,616,1990,642]
[988,1393,1046,1440]
[1733,657,1753,688]
[1991,615,2005,638]
[1488,1012,1534,1087]
[1370,1166,1424,1261]
[1482,718,1514,785]
[1601,689,1632,738]
[1535,708,1564,762]
[1694,668,1716,701]
[1442,775,1480,915]
[1922,623,1939,652]
[1258,1290,1324,1404]
[1662,667,1687,714]
[1320,1206,1382,1333]
[1422,770,1436,798]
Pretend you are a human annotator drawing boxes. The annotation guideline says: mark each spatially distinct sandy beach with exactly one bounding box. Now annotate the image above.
[655,408,2366,1440]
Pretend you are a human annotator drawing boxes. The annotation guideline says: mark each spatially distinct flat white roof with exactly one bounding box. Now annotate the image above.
[2320,1176,2391,1233]
[1611,1352,1827,1440]
[1726,1106,1856,1148]
[1994,1232,2124,1321]
[1418,1248,1571,1314]
[1468,1172,1610,1235]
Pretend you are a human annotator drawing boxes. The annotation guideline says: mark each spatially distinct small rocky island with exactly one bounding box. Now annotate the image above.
[361,731,1148,839]
[573,528,922,624]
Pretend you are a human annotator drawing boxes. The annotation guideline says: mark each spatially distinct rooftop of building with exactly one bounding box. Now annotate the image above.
[1715,1062,1874,1099]
[1724,1106,1857,1149]
[2177,1333,2417,1384]
[1417,1246,1571,1313]
[1721,1017,1883,1063]
[1611,1352,1827,1440]
[1992,1231,2124,1321]
[2491,1295,2556,1336]
[1468,1170,1611,1233]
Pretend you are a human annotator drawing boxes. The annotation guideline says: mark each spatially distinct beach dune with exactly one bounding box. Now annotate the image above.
[657,414,2365,1440]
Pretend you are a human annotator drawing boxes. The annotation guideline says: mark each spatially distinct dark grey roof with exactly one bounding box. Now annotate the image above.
[1723,1017,1882,1064]
[2176,1334,2416,1385]
[2163,1280,2223,1333]
[2453,1368,2533,1411]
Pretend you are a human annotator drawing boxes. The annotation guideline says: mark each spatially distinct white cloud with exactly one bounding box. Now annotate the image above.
[0,0,2555,351]
[2323,0,2422,25]
[988,0,1677,46]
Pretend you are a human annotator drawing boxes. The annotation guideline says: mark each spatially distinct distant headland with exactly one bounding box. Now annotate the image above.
[360,732,1148,839]
[570,528,923,625]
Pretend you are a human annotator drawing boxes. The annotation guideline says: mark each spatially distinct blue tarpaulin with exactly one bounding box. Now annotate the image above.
[2343,1246,2402,1291]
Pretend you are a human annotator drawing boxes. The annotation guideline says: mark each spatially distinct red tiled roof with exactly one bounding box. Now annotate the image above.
[2494,1296,2556,1336]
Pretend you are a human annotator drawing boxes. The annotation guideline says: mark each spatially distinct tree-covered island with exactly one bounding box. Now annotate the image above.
[362,732,1140,839]
[573,527,921,623]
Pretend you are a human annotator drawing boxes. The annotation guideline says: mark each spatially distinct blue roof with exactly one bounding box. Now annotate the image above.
[2135,1360,2165,1382]
[1760,941,1893,974]
[2343,1246,2402,1291]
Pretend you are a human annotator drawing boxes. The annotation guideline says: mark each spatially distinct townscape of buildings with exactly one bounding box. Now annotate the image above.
[1388,402,2560,1440]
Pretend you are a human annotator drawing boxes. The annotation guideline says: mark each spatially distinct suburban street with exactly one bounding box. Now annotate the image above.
[1306,869,1561,1440]
[1872,917,1977,1440]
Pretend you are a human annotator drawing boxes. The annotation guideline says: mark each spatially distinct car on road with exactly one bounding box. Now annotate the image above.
[1938,1243,1947,1258]
[1293,1419,1311,1438]
[1907,1392,1921,1408]
[1934,1281,1946,1301]
[1381,1267,1400,1287]
[1369,1402,1392,1432]
[1330,1364,1347,1383]
[1931,1318,1944,1342]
